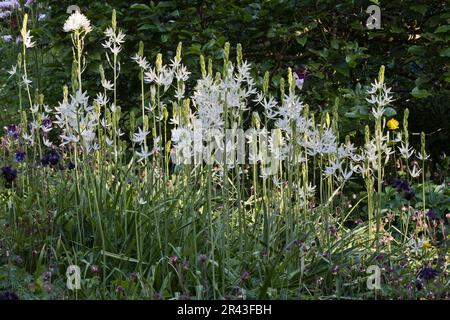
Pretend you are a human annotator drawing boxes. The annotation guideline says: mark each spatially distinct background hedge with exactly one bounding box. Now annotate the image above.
[1,0,449,160]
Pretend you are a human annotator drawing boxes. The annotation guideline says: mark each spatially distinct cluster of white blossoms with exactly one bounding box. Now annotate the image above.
[11,11,428,195]
[103,26,126,55]
[143,55,190,93]
[55,91,99,153]
[63,11,92,34]
[367,79,395,119]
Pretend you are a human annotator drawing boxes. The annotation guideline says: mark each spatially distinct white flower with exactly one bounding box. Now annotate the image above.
[102,79,114,91]
[136,145,152,162]
[30,104,39,113]
[23,133,34,145]
[60,133,80,145]
[132,127,149,145]
[63,12,92,33]
[7,65,17,78]
[22,75,32,86]
[94,92,109,106]
[138,198,147,205]
[398,142,414,160]
[100,118,110,128]
[367,79,383,94]
[371,106,385,119]
[409,165,422,178]
[339,166,354,181]
[116,129,125,137]
[43,138,53,148]
[416,150,430,161]
[73,90,89,105]
[23,30,35,48]
[103,27,126,55]
[132,53,149,70]
[105,137,113,146]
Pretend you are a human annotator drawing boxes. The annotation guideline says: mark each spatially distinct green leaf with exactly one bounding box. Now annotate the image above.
[434,25,450,33]
[411,87,431,98]
[408,45,426,56]
[438,48,450,57]
[296,36,307,46]
[383,107,397,117]
[130,3,151,11]
[410,5,428,16]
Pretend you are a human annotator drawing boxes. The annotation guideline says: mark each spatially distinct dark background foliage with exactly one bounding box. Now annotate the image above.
[1,0,449,159]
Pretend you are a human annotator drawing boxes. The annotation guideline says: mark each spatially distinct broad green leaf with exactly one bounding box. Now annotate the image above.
[411,87,431,98]
[439,48,450,57]
[296,36,307,46]
[383,107,397,117]
[434,25,450,33]
[130,3,151,10]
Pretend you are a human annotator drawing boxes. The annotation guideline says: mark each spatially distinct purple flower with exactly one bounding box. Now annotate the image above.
[153,292,163,300]
[198,254,208,264]
[5,124,19,139]
[115,286,125,294]
[0,0,20,10]
[42,118,52,129]
[293,68,310,90]
[391,179,415,200]
[417,266,439,280]
[90,265,99,273]
[67,161,75,170]
[426,209,438,220]
[130,272,138,281]
[182,259,189,271]
[404,189,415,200]
[41,149,60,166]
[14,255,23,265]
[15,151,25,162]
[0,290,19,300]
[240,271,250,281]
[332,265,340,275]
[1,165,17,185]
[169,255,178,265]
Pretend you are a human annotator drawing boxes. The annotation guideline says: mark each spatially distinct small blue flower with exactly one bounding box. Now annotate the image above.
[15,151,25,162]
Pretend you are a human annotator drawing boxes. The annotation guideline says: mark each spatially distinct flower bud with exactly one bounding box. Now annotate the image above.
[378,65,385,85]
[263,71,270,95]
[199,55,206,78]
[236,43,242,65]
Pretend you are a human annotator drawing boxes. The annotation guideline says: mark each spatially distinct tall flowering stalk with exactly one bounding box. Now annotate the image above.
[63,11,92,92]
[102,9,125,163]
[366,65,394,249]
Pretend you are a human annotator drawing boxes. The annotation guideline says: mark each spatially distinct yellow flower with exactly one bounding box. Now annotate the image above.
[423,241,432,248]
[387,118,399,130]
